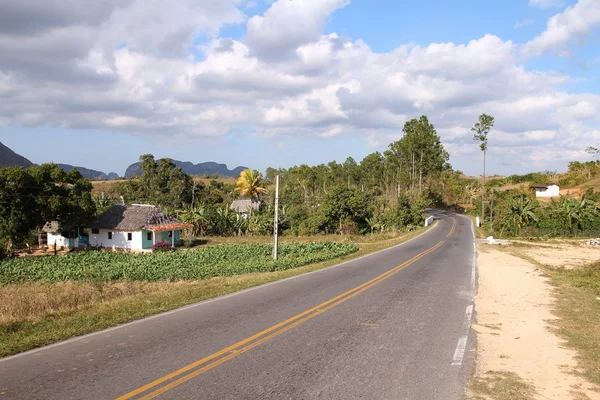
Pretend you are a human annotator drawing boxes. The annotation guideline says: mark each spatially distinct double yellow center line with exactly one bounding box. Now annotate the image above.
[117,235,449,399]
[446,217,457,238]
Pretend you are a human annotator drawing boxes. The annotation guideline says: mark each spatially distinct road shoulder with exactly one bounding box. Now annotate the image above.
[467,245,600,400]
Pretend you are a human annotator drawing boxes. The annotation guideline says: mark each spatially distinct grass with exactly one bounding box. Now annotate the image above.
[0,226,431,358]
[467,371,536,400]
[549,262,600,387]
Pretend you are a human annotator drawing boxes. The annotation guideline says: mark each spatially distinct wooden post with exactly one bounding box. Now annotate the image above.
[273,175,280,260]
[171,231,175,248]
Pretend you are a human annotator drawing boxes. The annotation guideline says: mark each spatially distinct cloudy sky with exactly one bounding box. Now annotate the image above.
[0,0,599,176]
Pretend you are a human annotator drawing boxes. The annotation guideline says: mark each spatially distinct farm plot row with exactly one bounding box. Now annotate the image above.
[0,242,359,284]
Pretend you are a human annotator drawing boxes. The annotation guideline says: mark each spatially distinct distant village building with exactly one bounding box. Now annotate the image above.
[230,199,261,219]
[89,204,191,251]
[533,184,560,198]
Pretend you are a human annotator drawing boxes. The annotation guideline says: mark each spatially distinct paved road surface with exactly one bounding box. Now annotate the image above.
[0,212,477,400]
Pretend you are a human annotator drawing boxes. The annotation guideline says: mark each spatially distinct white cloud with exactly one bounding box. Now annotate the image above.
[0,0,599,173]
[515,18,535,29]
[529,0,564,8]
[523,0,600,57]
[245,0,349,60]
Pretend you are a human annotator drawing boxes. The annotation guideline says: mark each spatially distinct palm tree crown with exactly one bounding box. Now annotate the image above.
[235,169,268,201]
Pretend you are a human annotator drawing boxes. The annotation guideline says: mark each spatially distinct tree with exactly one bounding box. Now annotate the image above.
[235,169,268,201]
[322,186,372,234]
[125,154,193,209]
[472,113,494,223]
[0,167,40,252]
[388,115,450,199]
[0,164,96,253]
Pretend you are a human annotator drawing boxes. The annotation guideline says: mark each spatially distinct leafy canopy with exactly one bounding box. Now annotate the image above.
[472,113,495,152]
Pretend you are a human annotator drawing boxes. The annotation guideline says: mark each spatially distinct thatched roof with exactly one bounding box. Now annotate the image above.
[230,199,261,213]
[91,204,191,231]
[42,221,75,233]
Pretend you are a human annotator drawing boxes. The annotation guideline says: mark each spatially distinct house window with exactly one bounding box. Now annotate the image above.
[168,231,173,238]
[147,232,153,241]
[108,232,113,240]
[91,228,99,234]
[127,233,132,241]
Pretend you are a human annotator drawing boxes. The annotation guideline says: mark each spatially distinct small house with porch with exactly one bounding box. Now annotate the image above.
[533,184,560,198]
[89,204,192,251]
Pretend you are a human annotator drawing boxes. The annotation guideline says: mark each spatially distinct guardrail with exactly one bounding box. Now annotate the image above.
[424,216,434,227]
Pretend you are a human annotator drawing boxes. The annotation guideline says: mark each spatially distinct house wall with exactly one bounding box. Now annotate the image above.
[47,233,78,248]
[89,229,143,250]
[535,185,560,198]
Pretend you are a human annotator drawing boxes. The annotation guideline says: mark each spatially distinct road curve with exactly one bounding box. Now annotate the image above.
[0,212,477,400]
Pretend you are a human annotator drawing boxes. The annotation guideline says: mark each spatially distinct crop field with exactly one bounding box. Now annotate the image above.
[0,242,358,283]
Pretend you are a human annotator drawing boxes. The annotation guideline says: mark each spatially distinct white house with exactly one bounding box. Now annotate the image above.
[533,184,560,198]
[42,221,80,249]
[89,204,192,251]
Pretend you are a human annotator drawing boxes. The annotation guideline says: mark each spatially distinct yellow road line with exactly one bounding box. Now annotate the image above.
[117,238,447,400]
[446,217,457,238]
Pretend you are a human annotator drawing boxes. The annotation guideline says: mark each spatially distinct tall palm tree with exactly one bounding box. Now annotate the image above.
[235,169,268,201]
[472,113,495,223]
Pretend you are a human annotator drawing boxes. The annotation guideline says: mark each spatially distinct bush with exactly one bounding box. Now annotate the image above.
[152,241,173,252]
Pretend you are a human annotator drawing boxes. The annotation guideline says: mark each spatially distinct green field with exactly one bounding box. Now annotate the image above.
[0,242,359,283]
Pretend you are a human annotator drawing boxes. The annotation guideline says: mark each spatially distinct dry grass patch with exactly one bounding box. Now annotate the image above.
[467,371,537,400]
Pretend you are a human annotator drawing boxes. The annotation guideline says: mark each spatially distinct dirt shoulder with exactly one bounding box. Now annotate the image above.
[468,245,600,399]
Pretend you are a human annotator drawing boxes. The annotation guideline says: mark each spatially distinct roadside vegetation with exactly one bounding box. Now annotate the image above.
[468,160,600,239]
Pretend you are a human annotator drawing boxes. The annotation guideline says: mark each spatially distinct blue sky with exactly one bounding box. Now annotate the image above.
[0,0,599,176]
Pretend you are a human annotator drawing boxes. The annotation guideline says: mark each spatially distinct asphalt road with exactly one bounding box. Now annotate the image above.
[0,212,477,400]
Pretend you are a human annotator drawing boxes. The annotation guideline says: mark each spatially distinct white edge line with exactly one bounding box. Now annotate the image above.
[0,218,445,363]
[452,335,468,366]
[464,304,474,329]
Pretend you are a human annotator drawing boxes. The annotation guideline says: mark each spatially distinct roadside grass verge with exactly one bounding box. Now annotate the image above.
[550,262,600,387]
[467,371,537,400]
[0,226,431,358]
[499,244,600,389]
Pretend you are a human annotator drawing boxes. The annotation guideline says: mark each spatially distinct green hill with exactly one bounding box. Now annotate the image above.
[0,141,34,168]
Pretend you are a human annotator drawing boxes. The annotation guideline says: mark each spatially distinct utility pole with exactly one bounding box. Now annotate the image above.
[273,175,280,260]
[490,188,494,229]
[482,149,486,223]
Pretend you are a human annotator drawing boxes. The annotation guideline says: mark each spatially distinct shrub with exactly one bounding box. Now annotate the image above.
[152,241,173,253]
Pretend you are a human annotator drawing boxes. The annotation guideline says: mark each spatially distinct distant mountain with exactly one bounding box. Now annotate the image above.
[0,141,34,168]
[57,164,119,180]
[125,160,247,178]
